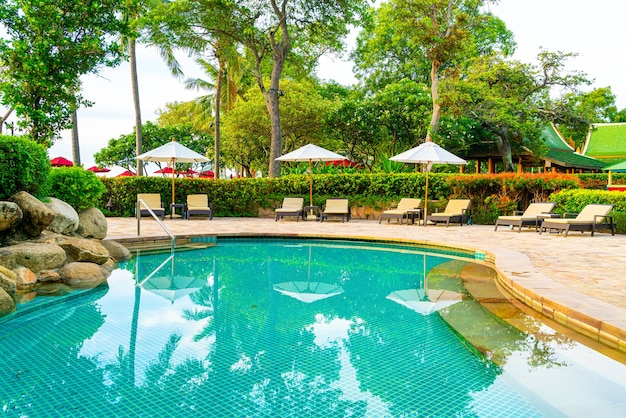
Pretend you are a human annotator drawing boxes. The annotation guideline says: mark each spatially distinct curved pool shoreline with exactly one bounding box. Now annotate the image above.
[105,217,626,353]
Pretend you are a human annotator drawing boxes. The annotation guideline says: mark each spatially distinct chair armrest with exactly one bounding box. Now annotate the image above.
[513,210,524,216]
[594,214,613,224]
[563,212,578,218]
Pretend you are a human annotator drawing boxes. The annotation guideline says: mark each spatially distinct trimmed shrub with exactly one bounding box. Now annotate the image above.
[0,136,50,199]
[46,167,106,211]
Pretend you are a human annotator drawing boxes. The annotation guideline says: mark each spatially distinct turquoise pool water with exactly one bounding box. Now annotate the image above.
[0,238,625,417]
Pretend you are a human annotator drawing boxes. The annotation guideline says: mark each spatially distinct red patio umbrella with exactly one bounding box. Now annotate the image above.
[154,167,177,175]
[116,170,136,177]
[50,156,73,167]
[326,159,359,168]
[199,170,215,178]
[87,165,111,173]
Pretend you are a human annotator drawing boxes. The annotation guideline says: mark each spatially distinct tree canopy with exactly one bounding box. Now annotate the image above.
[0,0,126,144]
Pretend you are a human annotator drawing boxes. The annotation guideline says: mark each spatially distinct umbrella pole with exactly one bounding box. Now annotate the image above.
[424,166,430,226]
[171,160,176,205]
[309,159,313,206]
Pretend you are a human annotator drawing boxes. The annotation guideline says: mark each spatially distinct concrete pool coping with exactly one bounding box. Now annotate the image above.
[105,217,626,353]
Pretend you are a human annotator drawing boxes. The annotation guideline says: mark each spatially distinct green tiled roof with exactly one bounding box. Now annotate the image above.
[545,149,605,169]
[542,124,604,169]
[583,123,626,159]
[542,124,573,151]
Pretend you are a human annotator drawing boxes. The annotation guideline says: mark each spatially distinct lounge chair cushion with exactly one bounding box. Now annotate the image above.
[275,197,304,221]
[380,198,422,224]
[137,193,165,219]
[322,198,350,222]
[437,199,470,216]
[540,204,615,236]
[186,194,213,219]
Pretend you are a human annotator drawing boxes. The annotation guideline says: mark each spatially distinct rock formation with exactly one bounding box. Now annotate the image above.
[0,192,129,316]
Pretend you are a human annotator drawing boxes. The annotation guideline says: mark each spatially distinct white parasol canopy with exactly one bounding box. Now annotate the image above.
[137,139,209,205]
[390,141,467,222]
[276,144,347,206]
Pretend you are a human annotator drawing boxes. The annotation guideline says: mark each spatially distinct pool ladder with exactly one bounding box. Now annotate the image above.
[136,199,175,253]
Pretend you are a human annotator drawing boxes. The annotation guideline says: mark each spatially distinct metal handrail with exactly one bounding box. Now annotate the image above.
[136,199,175,253]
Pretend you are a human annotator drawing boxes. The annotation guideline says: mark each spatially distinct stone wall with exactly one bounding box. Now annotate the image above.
[0,191,130,316]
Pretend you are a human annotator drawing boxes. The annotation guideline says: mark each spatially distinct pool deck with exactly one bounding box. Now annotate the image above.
[105,216,626,352]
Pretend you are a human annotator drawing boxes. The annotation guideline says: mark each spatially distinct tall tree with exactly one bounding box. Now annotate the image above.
[171,0,368,177]
[355,0,513,142]
[183,44,246,179]
[0,0,125,144]
[121,0,183,176]
[221,79,331,176]
[442,51,590,170]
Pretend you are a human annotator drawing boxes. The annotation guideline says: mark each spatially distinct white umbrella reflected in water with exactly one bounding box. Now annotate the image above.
[386,288,463,316]
[137,254,207,303]
[272,244,344,303]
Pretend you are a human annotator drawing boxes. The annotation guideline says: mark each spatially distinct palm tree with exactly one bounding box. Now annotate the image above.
[121,0,183,176]
[184,40,244,179]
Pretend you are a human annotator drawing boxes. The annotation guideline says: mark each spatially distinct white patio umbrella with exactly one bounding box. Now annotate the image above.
[276,144,347,206]
[390,141,467,222]
[386,288,463,315]
[136,139,209,205]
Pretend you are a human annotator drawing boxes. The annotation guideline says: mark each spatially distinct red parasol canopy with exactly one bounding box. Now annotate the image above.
[87,165,111,173]
[50,156,74,167]
[116,170,136,177]
[199,170,215,178]
[326,159,359,168]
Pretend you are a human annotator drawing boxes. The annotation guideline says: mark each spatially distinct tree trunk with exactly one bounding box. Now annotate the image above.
[495,128,515,172]
[214,58,224,179]
[0,108,13,134]
[426,60,442,142]
[71,110,81,166]
[130,39,144,176]
[266,84,283,178]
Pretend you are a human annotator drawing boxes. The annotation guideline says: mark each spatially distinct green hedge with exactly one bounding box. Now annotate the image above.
[0,136,50,199]
[46,167,106,211]
[99,172,582,221]
[98,172,626,233]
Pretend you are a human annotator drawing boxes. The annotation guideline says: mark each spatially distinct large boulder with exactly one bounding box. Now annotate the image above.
[101,240,131,261]
[1,242,66,272]
[37,269,61,283]
[12,266,37,290]
[0,201,22,232]
[57,262,106,287]
[0,265,17,294]
[0,287,15,316]
[58,237,110,265]
[45,197,79,235]
[76,208,107,239]
[8,191,54,237]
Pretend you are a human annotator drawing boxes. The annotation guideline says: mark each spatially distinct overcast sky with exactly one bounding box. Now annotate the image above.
[7,0,625,168]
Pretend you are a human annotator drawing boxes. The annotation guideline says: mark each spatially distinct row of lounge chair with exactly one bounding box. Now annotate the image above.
[275,197,351,222]
[137,193,213,220]
[138,193,616,237]
[495,202,615,237]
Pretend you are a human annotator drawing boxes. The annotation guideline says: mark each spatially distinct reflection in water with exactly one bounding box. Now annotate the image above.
[0,239,624,416]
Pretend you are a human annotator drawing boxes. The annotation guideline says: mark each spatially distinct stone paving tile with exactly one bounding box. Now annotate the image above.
[105,216,626,338]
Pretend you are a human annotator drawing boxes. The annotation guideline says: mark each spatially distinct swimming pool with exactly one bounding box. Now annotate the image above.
[0,238,625,417]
